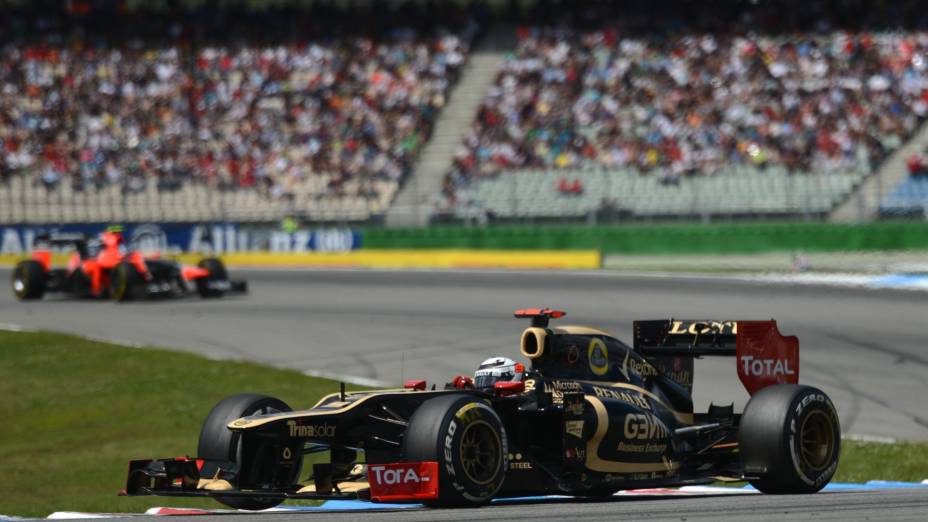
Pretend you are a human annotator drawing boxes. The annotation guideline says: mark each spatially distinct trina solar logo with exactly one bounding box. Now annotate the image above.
[286,420,335,437]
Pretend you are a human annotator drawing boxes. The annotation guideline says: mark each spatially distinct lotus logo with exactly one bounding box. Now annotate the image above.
[588,338,609,376]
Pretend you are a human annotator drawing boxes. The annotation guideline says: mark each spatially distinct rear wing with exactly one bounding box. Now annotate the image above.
[33,233,90,255]
[633,319,799,395]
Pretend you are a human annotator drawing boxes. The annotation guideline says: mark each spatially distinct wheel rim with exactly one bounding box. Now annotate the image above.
[13,276,25,295]
[799,410,835,471]
[458,420,502,485]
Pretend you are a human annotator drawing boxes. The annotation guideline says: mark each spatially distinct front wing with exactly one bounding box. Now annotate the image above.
[123,458,438,504]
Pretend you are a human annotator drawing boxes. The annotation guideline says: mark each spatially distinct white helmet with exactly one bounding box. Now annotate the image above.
[474,356,524,389]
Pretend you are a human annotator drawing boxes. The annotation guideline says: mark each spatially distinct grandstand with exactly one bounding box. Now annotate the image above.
[435,1,928,223]
[454,167,861,221]
[2,0,928,225]
[0,1,477,224]
[881,177,928,218]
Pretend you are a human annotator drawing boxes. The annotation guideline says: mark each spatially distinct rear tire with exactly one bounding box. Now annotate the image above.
[403,394,507,507]
[198,393,300,511]
[197,258,227,298]
[12,260,46,300]
[110,262,143,302]
[739,385,840,494]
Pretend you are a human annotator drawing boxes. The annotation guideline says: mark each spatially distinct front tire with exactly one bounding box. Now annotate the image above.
[739,384,840,494]
[110,262,144,302]
[12,260,46,300]
[403,394,508,507]
[198,393,301,510]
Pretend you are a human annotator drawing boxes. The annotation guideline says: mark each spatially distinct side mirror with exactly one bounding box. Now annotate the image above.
[404,380,427,391]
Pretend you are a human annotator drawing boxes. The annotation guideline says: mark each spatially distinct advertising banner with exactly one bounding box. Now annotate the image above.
[0,223,360,255]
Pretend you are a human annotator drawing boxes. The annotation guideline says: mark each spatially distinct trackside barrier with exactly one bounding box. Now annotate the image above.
[361,222,928,254]
[0,251,602,270]
[174,250,602,270]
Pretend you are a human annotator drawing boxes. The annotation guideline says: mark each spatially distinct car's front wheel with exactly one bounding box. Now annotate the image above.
[12,260,46,300]
[110,262,144,302]
[403,394,508,507]
[739,384,840,494]
[198,393,302,510]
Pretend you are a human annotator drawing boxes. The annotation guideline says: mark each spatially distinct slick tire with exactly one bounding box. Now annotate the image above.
[197,258,227,298]
[110,262,144,302]
[739,384,840,494]
[403,394,508,507]
[12,260,46,300]
[198,393,302,511]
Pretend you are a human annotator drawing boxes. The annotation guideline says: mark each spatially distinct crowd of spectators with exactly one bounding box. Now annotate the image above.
[906,153,928,177]
[442,1,928,206]
[0,4,478,206]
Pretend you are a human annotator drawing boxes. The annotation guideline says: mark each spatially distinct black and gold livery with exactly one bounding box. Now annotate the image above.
[124,308,840,508]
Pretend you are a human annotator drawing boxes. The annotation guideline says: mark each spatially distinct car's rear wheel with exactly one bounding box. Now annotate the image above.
[198,393,301,510]
[12,260,46,300]
[403,394,508,507]
[197,258,227,298]
[739,384,840,494]
[110,262,144,302]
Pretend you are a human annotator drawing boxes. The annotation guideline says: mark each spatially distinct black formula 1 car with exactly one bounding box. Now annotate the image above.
[11,229,246,302]
[124,309,840,509]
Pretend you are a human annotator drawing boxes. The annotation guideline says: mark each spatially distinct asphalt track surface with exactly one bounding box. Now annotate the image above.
[3,268,927,442]
[111,488,928,522]
[2,268,928,520]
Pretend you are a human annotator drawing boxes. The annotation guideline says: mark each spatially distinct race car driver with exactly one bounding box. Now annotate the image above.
[473,356,525,389]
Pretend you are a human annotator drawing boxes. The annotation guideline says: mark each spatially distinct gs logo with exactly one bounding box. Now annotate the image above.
[588,338,609,376]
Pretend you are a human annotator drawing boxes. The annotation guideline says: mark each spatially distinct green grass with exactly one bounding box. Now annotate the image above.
[716,440,928,488]
[835,440,928,483]
[0,330,350,518]
[1,331,925,517]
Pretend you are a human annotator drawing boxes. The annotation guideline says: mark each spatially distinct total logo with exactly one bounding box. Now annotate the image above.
[739,355,795,377]
[369,465,431,485]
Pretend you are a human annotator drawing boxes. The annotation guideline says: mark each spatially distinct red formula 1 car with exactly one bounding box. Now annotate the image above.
[11,228,246,302]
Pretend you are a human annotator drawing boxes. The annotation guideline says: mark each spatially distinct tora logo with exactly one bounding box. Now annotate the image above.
[369,465,430,485]
[739,355,795,377]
